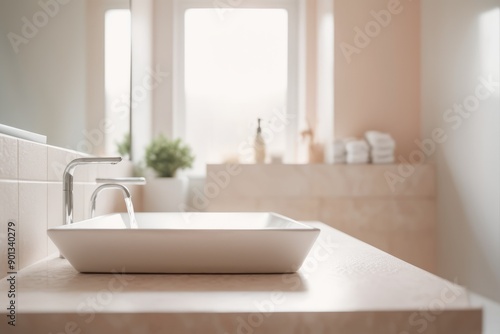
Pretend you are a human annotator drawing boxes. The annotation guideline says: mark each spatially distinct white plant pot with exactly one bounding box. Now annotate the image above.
[143,176,189,212]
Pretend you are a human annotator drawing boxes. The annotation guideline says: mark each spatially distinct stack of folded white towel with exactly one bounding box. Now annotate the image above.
[345,139,370,164]
[330,139,347,164]
[365,131,396,164]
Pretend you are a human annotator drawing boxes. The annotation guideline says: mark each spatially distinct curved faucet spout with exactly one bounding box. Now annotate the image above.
[90,184,131,218]
[63,157,122,225]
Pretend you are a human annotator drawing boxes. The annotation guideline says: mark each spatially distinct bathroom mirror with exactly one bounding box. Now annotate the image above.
[0,0,131,156]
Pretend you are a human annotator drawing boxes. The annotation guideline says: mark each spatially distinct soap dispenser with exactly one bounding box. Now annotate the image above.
[254,118,266,163]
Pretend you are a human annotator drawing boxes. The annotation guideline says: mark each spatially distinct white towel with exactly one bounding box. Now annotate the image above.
[345,140,369,154]
[371,147,395,157]
[365,131,396,149]
[374,140,396,150]
[332,154,347,164]
[332,137,359,153]
[347,151,369,164]
[371,147,394,164]
[347,155,369,164]
[332,140,346,155]
[325,139,348,164]
[365,131,391,144]
[348,150,369,158]
[372,155,395,164]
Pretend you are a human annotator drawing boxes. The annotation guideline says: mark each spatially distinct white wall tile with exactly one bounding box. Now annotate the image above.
[73,184,86,223]
[47,183,63,256]
[19,183,48,270]
[0,182,19,279]
[18,139,47,181]
[0,135,18,180]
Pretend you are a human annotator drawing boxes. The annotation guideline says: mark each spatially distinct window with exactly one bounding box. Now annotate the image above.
[175,1,299,175]
[105,9,131,155]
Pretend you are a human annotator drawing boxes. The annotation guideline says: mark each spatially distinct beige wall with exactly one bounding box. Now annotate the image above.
[334,0,421,157]
[148,1,421,160]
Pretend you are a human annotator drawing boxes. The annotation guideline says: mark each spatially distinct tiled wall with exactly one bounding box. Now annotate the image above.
[0,134,142,279]
[205,164,436,272]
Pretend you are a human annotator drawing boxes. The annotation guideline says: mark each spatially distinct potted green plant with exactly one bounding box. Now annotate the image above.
[143,135,195,212]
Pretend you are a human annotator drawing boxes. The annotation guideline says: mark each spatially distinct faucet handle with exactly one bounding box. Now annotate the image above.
[64,157,123,188]
[65,157,122,173]
[96,177,146,185]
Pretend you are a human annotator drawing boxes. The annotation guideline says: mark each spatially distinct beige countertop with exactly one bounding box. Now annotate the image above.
[0,223,481,334]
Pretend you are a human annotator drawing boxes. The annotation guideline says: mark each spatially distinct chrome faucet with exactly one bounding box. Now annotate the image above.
[89,184,131,218]
[89,177,145,218]
[63,157,122,225]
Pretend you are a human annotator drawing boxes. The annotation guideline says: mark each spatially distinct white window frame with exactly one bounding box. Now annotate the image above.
[173,0,300,164]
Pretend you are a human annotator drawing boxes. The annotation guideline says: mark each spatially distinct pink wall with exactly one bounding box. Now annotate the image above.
[334,0,421,157]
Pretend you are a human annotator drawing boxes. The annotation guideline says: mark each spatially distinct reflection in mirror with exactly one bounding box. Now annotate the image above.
[0,0,131,156]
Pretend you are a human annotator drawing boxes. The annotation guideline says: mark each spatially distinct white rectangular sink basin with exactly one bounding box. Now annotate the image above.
[48,212,320,274]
